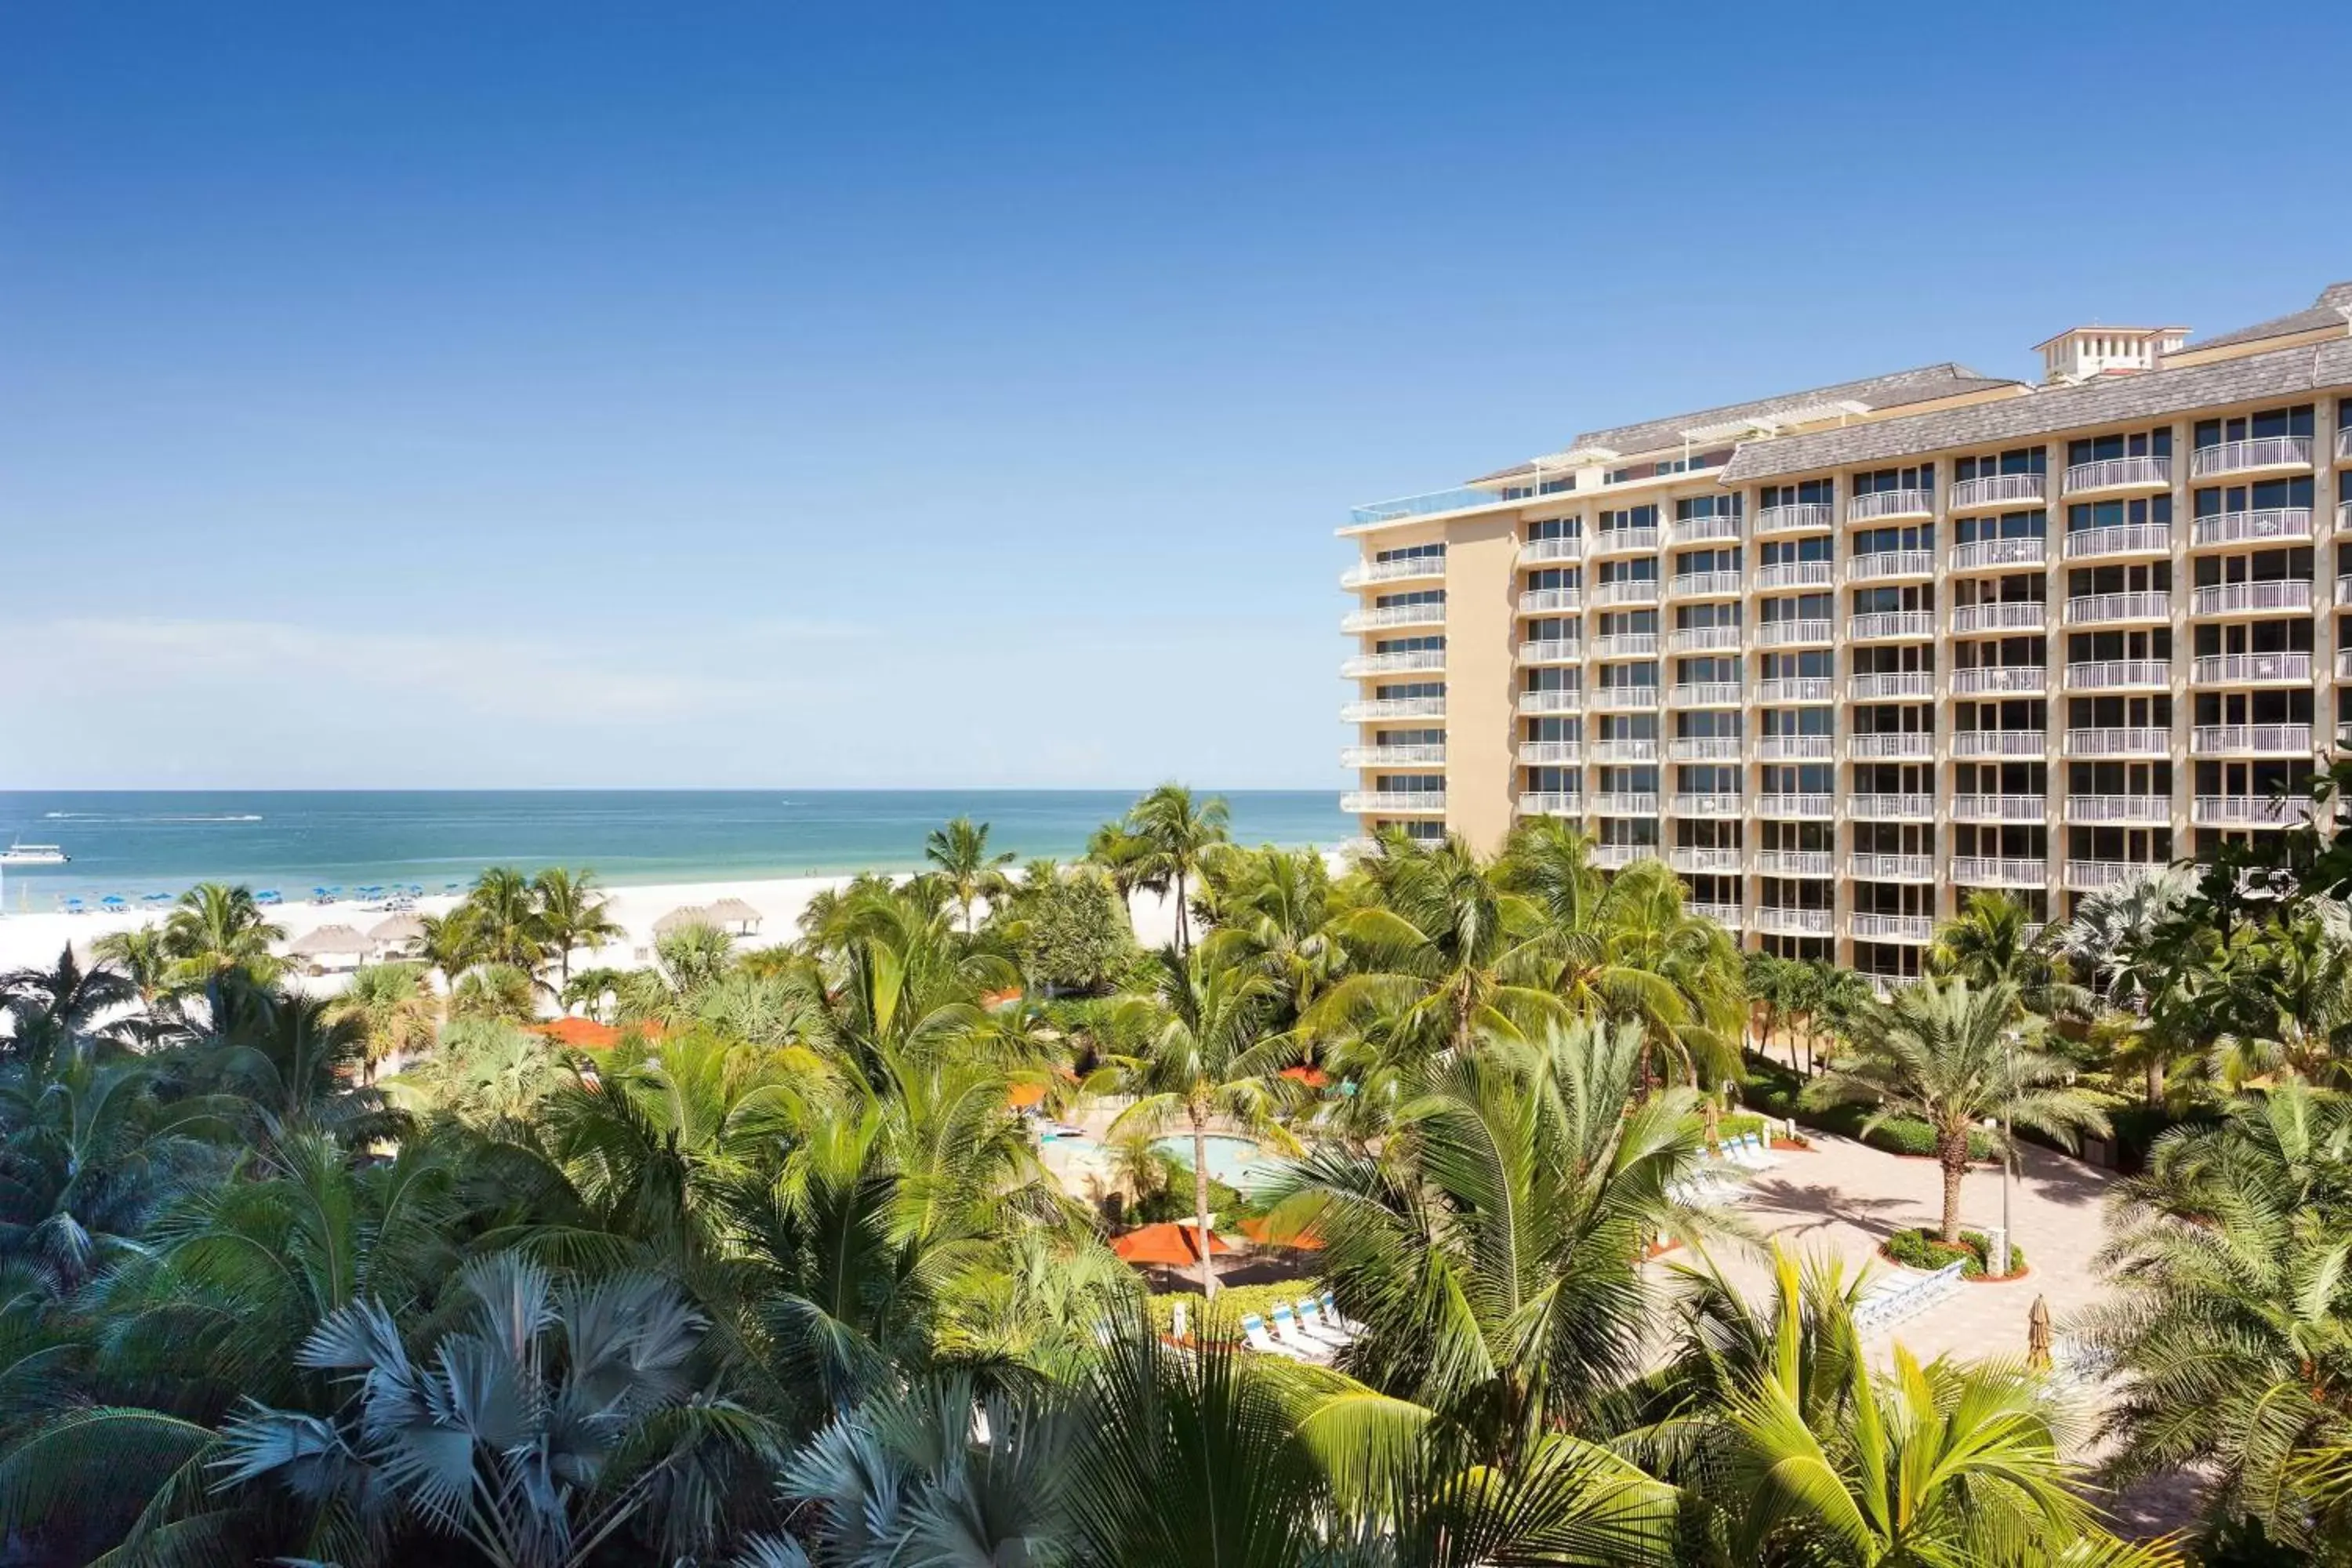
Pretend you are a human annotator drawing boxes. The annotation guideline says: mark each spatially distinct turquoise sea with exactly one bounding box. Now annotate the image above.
[0,790,1351,911]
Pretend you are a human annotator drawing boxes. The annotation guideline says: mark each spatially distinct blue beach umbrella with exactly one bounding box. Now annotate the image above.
[142,891,171,905]
[406,884,423,895]
[62,897,85,913]
[100,895,127,911]
[442,882,463,894]
[255,889,282,905]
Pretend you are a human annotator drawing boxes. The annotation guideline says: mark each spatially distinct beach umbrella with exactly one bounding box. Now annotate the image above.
[367,913,425,950]
[652,906,715,938]
[62,897,85,913]
[141,891,171,905]
[1110,1221,1233,1269]
[100,895,127,911]
[287,924,372,959]
[705,896,763,934]
[407,884,423,895]
[1240,1214,1325,1250]
[255,889,282,905]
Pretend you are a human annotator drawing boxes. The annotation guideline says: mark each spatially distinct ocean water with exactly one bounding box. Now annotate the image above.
[0,790,1351,910]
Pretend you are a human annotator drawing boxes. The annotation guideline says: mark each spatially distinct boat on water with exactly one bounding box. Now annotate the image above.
[0,843,68,866]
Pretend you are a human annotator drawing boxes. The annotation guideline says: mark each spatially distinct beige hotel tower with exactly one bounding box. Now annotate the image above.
[1339,280,2352,982]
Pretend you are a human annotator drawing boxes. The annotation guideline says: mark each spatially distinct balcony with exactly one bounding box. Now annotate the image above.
[1757,849,1834,877]
[2066,794,2168,823]
[1516,740,1582,766]
[1518,791,1584,817]
[1341,791,1448,815]
[1850,912,1933,944]
[1667,623,1740,653]
[1846,550,1934,583]
[1689,901,1744,928]
[1591,737,1659,763]
[1514,690,1581,716]
[1757,734,1832,760]
[2340,427,2352,463]
[1757,793,1835,820]
[2066,728,2169,757]
[2339,648,2352,681]
[1673,793,1744,818]
[1516,536,1584,566]
[1341,555,1447,589]
[1951,665,2046,695]
[1851,731,1935,760]
[1950,535,2048,572]
[1850,852,1933,881]
[1950,471,2048,511]
[2063,523,2172,561]
[2193,794,2310,826]
[2191,508,2316,549]
[1593,792,1661,816]
[1757,676,1833,704]
[1672,681,1744,707]
[2063,454,2171,494]
[1592,578,1661,607]
[1592,632,1660,659]
[1516,638,1582,666]
[2338,575,2352,608]
[2065,591,2170,625]
[1850,794,1934,821]
[1951,600,2046,633]
[1952,794,2045,822]
[1756,619,1835,647]
[1851,670,1933,700]
[1344,696,1445,722]
[2189,435,2313,479]
[2192,579,2312,616]
[2065,659,2169,691]
[1848,488,1934,522]
[1756,561,1834,590]
[1755,906,1835,937]
[2192,652,2312,685]
[1343,648,1446,678]
[1954,856,2046,887]
[1951,729,2048,757]
[1517,586,1582,614]
[1756,502,1835,535]
[1668,735,1742,761]
[2190,724,2314,756]
[2066,859,2161,891]
[1341,743,1446,768]
[1590,684,1663,710]
[1671,845,1744,873]
[1341,601,1446,633]
[1849,611,1936,641]
[1591,843,1662,869]
[1592,527,1664,557]
[1670,570,1743,599]
[1350,487,1512,525]
[1669,514,1743,546]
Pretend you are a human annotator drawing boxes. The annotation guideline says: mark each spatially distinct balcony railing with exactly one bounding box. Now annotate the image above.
[1672,681,1744,706]
[1670,570,1743,599]
[1673,793,1744,818]
[1343,601,1447,633]
[1951,600,2045,633]
[1592,632,1659,659]
[1756,734,1832,760]
[1591,738,1659,763]
[1516,740,1582,765]
[2192,794,2310,826]
[1849,794,1933,820]
[1953,856,2046,887]
[1668,735,1742,761]
[1755,561,1834,590]
[2193,652,2312,685]
[1668,514,1743,546]
[1952,793,2045,822]
[1949,535,2048,571]
[1591,684,1663,710]
[1850,912,1933,943]
[2338,575,2352,608]
[1850,853,1933,881]
[1343,648,1446,677]
[1592,578,1661,606]
[1846,550,1934,582]
[1849,611,1935,641]
[1351,488,1507,525]
[1591,843,1662,869]
[1689,901,1744,928]
[1516,638,1581,666]
[1344,696,1446,721]
[1342,554,1449,589]
[2063,454,2171,493]
[2066,794,2168,822]
[1593,792,1661,816]
[1848,488,1934,521]
[1756,502,1835,535]
[2063,522,2172,560]
[1850,731,1935,759]
[1667,623,1740,653]
[1517,586,1581,614]
[2191,508,2315,548]
[1592,527,1664,556]
[1850,670,1934,699]
[2066,659,2169,691]
[1757,849,1834,877]
[2067,728,2169,756]
[1514,690,1581,716]
[2340,427,2352,462]
[1757,676,1834,703]
[2339,648,2352,681]
[1951,665,2045,695]
[1341,791,1448,815]
[1341,743,1446,768]
[2190,724,2314,756]
[1671,845,1744,873]
[1755,906,1835,936]
[1515,537,1584,566]
[2190,435,2313,478]
[2192,579,2312,616]
[1951,729,2048,757]
[1756,619,1835,647]
[1951,471,2048,510]
[1518,791,1584,816]
[2066,591,2170,624]
[2066,859,2161,891]
[1757,793,1836,819]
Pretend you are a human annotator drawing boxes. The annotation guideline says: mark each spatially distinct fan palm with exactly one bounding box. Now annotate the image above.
[2055,868,2196,1105]
[1125,784,1230,956]
[91,924,175,1010]
[924,815,1014,934]
[329,961,437,1080]
[531,866,623,996]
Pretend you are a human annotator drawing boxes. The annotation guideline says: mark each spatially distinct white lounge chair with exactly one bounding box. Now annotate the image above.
[1291,1298,1352,1349]
[1269,1305,1334,1362]
[1242,1313,1316,1361]
[1321,1291,1367,1338]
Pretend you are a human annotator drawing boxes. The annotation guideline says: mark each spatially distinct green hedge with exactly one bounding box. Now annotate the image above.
[1741,1054,1995,1162]
[1146,1282,1326,1338]
[1883,1225,2024,1279]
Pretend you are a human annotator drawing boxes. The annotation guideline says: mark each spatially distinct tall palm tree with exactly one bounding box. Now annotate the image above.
[416,906,482,1000]
[2055,867,2195,1105]
[1930,889,2087,1022]
[0,944,136,1066]
[1125,784,1230,956]
[1806,978,2109,1243]
[1099,947,1297,1296]
[464,866,546,973]
[1084,818,1155,930]
[1198,844,1346,1026]
[90,924,173,1011]
[329,961,437,1081]
[924,815,1014,933]
[161,882,286,989]
[531,866,622,997]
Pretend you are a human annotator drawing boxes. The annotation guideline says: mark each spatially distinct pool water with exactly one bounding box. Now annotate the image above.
[1154,1133,1273,1189]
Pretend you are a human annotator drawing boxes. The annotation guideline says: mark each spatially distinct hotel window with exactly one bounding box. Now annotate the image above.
[2193,477,2314,517]
[1598,505,1659,534]
[1598,557,1659,583]
[1523,617,1576,643]
[1596,609,1658,637]
[1761,649,1835,680]
[1674,546,1742,575]
[1524,567,1581,593]
[1759,535,1833,565]
[1374,590,1445,610]
[2067,428,2172,464]
[1676,709,1743,738]
[1372,635,1443,654]
[1376,542,1446,563]
[2195,405,2314,447]
[1526,516,1583,541]
[1853,523,1933,555]
[1521,667,1578,693]
[1850,584,1933,615]
[1675,601,1740,630]
[1760,706,1833,737]
[2069,561,2172,597]
[1954,448,2047,480]
[2190,547,2312,589]
[1760,593,1832,623]
[1953,509,2047,544]
[1761,480,1836,507]
[1375,681,1445,700]
[1675,493,1743,520]
[1852,464,1935,495]
[2066,495,2170,533]
[1677,655,1741,684]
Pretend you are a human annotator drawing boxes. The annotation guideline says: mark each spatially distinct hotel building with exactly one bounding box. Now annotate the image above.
[1339,280,2352,981]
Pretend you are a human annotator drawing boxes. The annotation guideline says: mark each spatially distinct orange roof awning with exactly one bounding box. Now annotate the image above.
[535,1016,620,1049]
[1111,1221,1234,1267]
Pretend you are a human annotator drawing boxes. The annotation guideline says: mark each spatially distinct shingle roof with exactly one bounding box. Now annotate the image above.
[2174,281,2352,355]
[1721,338,2352,483]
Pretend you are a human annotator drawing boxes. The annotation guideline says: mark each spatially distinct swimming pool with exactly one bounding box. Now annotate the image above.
[1154,1133,1275,1189]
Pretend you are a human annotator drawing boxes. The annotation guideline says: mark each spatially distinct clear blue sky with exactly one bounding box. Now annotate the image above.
[5,2,2347,790]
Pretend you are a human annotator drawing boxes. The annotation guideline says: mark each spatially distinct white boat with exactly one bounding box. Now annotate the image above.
[0,843,68,866]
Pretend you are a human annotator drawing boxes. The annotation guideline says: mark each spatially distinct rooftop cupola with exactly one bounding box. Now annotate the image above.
[2032,324,2188,384]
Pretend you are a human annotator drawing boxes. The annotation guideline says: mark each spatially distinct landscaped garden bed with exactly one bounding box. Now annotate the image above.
[1880,1226,2026,1281]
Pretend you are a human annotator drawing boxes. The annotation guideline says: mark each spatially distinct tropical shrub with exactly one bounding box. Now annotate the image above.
[1009,869,1139,993]
[1882,1225,2023,1278]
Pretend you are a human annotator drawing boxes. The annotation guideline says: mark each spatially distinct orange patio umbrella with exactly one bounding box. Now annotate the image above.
[1111,1221,1234,1268]
[535,1016,621,1050]
[1279,1065,1330,1090]
[1240,1214,1325,1250]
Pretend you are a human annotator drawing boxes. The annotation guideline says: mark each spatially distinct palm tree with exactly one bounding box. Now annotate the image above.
[90,924,173,1010]
[1085,818,1155,930]
[465,865,546,973]
[161,881,285,988]
[329,960,438,1080]
[451,961,539,1024]
[531,866,622,997]
[1125,783,1230,955]
[0,944,136,1066]
[1099,947,1297,1296]
[1930,889,2087,1022]
[2055,867,2195,1105]
[924,815,1014,933]
[1806,978,2110,1243]
[1198,844,1345,1025]
[416,906,482,1000]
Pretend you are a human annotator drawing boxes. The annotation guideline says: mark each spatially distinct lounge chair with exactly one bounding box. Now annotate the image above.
[1321,1291,1367,1338]
[1292,1298,1352,1348]
[1267,1305,1333,1361]
[1240,1313,1316,1361]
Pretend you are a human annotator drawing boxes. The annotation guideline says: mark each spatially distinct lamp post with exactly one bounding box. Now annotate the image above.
[1998,1025,2019,1277]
